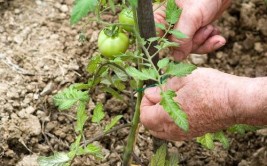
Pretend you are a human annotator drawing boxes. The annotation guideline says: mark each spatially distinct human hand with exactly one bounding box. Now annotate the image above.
[154,0,231,60]
[140,68,238,141]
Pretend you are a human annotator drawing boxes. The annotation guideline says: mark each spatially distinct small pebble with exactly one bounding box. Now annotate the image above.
[60,5,68,13]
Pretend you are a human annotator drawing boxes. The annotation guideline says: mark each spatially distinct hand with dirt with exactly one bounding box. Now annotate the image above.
[154,0,231,60]
[140,68,267,141]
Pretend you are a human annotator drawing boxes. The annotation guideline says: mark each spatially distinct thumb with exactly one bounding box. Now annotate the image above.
[144,87,162,104]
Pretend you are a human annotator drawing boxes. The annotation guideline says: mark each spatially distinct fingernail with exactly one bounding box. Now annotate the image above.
[145,87,158,95]
[214,41,225,49]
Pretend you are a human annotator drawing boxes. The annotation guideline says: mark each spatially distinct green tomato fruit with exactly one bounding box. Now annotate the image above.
[119,8,135,32]
[98,27,129,58]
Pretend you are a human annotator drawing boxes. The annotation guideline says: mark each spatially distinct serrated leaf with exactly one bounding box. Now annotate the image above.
[115,52,136,61]
[114,79,126,91]
[228,124,258,135]
[87,55,102,74]
[113,67,128,82]
[197,133,215,149]
[166,62,196,77]
[140,37,147,46]
[160,90,188,131]
[85,144,104,158]
[161,41,179,49]
[167,153,179,166]
[214,131,229,149]
[69,135,82,159]
[157,58,170,69]
[148,37,161,43]
[71,0,98,24]
[92,103,105,123]
[130,80,137,89]
[102,87,123,100]
[155,23,166,30]
[104,115,123,132]
[169,30,187,39]
[166,0,182,24]
[75,102,88,132]
[71,83,91,90]
[108,0,115,13]
[150,144,167,166]
[53,87,89,111]
[38,152,70,166]
[126,67,158,81]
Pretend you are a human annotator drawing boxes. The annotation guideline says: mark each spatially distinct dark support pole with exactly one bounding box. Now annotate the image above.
[137,0,167,153]
[137,0,159,65]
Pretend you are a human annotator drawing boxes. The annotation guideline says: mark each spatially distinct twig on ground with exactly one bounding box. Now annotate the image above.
[0,53,34,76]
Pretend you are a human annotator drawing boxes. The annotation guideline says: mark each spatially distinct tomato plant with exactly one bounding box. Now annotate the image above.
[98,26,129,57]
[37,0,259,166]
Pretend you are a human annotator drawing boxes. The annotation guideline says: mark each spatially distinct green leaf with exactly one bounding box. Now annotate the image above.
[108,0,115,13]
[155,23,166,30]
[228,124,259,135]
[148,37,161,43]
[156,40,179,50]
[167,153,179,166]
[169,30,187,39]
[166,0,182,24]
[85,144,104,158]
[162,41,179,49]
[157,58,170,69]
[130,80,137,89]
[150,144,167,166]
[104,115,123,132]
[87,55,102,74]
[113,67,128,82]
[88,77,102,87]
[71,0,98,25]
[37,152,70,166]
[140,37,147,46]
[128,0,138,8]
[214,131,229,149]
[160,90,188,131]
[114,79,126,91]
[197,133,215,149]
[71,83,91,90]
[75,102,88,132]
[102,87,123,100]
[69,135,82,159]
[166,62,196,77]
[126,67,158,81]
[53,87,89,111]
[92,103,105,123]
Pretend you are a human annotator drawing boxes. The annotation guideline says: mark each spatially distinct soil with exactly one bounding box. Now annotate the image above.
[0,0,266,166]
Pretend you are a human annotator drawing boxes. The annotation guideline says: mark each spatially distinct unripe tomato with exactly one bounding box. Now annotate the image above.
[98,26,129,58]
[119,8,135,32]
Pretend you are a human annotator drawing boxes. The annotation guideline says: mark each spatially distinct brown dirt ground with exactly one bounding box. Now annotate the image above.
[0,0,266,166]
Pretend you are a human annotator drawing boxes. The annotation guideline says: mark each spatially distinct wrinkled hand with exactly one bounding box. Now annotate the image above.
[140,68,238,141]
[154,0,231,60]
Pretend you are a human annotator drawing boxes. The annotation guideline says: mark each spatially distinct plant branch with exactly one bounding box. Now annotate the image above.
[122,80,143,166]
[83,124,131,145]
[122,5,144,166]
